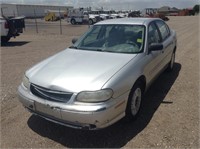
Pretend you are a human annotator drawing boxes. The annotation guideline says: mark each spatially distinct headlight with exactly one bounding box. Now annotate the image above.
[76,89,113,103]
[22,75,30,89]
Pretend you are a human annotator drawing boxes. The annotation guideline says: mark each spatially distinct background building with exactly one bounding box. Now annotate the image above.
[158,6,179,16]
[142,6,180,16]
[141,8,158,16]
[0,3,73,18]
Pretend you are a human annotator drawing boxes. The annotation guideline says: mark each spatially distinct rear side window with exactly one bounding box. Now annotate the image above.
[155,21,170,41]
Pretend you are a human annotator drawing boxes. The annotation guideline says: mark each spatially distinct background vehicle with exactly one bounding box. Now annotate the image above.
[90,10,110,20]
[44,10,67,21]
[128,11,142,17]
[118,12,128,18]
[45,12,59,21]
[148,13,169,21]
[68,8,100,25]
[109,10,120,19]
[0,17,9,42]
[88,11,101,25]
[99,11,110,20]
[18,18,177,130]
[1,16,25,43]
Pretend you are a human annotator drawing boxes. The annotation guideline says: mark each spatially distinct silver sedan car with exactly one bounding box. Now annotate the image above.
[18,18,177,130]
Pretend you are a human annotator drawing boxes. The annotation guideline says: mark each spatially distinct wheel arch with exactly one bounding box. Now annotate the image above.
[88,19,93,25]
[132,75,146,94]
[70,18,76,25]
[125,75,146,121]
[173,46,177,53]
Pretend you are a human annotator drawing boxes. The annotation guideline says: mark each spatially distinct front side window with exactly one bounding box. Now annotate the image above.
[148,22,161,45]
[155,20,170,41]
[74,25,145,54]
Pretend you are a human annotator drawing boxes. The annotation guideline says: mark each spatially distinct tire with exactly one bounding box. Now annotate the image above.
[166,52,175,72]
[88,19,93,25]
[1,36,10,43]
[125,81,143,121]
[70,19,76,25]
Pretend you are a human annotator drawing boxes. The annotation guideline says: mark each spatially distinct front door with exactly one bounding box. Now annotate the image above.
[144,22,163,83]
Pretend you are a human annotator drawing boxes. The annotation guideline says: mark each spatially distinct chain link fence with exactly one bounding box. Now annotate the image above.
[1,7,90,36]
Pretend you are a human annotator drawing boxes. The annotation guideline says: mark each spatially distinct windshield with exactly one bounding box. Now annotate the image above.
[74,24,145,54]
[89,11,100,14]
[100,11,110,14]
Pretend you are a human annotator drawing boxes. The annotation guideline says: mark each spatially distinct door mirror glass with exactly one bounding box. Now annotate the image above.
[149,43,163,52]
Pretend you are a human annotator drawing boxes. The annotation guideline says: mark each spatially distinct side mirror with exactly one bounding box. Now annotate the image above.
[72,38,78,44]
[149,43,163,52]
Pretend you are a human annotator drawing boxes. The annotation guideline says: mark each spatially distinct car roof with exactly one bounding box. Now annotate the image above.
[95,17,162,26]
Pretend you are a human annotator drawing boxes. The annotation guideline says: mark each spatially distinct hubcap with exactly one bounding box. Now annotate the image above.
[89,20,92,25]
[131,88,142,116]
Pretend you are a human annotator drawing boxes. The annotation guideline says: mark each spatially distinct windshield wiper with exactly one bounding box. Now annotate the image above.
[69,46,78,49]
[77,48,104,51]
[96,49,103,51]
[95,49,115,53]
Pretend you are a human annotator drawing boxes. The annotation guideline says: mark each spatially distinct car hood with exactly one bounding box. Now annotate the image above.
[89,14,99,18]
[100,14,109,16]
[27,49,137,93]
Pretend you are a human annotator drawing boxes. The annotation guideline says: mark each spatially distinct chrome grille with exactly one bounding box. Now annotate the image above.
[30,84,73,103]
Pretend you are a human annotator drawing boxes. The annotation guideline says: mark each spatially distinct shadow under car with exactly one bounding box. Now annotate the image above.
[1,41,30,47]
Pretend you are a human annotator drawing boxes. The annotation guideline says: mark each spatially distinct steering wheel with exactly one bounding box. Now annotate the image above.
[126,41,140,49]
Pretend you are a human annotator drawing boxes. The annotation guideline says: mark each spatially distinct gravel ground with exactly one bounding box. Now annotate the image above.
[0,16,199,148]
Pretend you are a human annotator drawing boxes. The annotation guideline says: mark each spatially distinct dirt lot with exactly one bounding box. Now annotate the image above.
[1,16,199,148]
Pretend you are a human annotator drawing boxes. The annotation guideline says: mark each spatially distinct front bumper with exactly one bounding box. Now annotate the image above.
[18,85,128,130]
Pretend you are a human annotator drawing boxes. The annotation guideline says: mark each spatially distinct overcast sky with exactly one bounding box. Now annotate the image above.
[0,0,199,10]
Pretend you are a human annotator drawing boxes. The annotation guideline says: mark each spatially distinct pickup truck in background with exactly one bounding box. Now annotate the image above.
[0,16,25,43]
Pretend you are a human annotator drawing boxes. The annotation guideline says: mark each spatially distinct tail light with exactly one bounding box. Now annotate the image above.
[4,22,9,29]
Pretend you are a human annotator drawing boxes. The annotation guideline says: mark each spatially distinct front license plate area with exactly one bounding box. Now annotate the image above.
[35,101,61,119]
